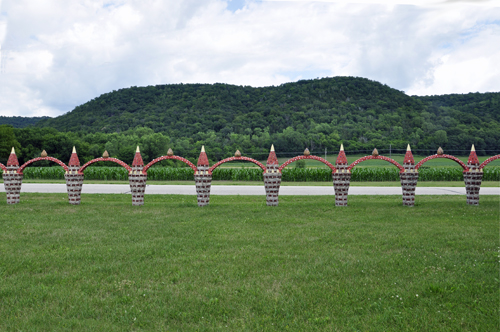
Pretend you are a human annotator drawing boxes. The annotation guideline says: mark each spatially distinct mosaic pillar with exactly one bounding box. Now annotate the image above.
[65,166,84,205]
[463,170,482,205]
[195,165,212,207]
[333,144,350,206]
[3,166,23,204]
[129,147,147,206]
[129,168,147,206]
[399,145,418,207]
[264,164,282,206]
[333,167,351,207]
[399,169,418,206]
[464,145,482,206]
[264,145,281,206]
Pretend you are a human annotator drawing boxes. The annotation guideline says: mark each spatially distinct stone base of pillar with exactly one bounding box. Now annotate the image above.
[195,173,212,207]
[65,173,84,205]
[264,171,281,206]
[129,173,147,206]
[463,171,483,205]
[333,172,351,206]
[400,171,419,207]
[3,171,23,204]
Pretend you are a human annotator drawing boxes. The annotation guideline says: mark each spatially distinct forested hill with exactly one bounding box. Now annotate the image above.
[38,77,423,135]
[0,116,49,128]
[2,76,496,165]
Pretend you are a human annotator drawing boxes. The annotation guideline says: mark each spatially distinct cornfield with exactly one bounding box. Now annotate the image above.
[1,166,499,182]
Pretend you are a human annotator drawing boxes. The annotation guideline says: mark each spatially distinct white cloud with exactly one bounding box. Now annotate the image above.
[0,0,499,117]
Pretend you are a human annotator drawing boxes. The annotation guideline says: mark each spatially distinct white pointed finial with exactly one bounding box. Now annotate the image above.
[136,146,140,153]
[201,145,205,152]
[72,146,76,154]
[471,144,475,152]
[340,143,344,151]
[407,144,411,151]
[271,144,275,151]
[11,147,15,154]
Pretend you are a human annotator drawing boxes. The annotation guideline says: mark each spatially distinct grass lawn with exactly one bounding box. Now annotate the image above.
[0,194,498,331]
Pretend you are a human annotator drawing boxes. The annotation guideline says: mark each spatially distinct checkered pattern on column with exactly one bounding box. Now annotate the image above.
[129,147,147,206]
[65,147,84,205]
[333,145,350,206]
[65,166,84,205]
[464,145,482,206]
[129,167,147,206]
[195,146,212,207]
[264,164,282,206]
[3,165,23,204]
[195,165,212,207]
[399,145,418,207]
[264,145,281,206]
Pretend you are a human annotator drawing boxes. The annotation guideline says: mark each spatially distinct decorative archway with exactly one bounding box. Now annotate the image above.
[18,157,69,173]
[144,155,197,173]
[278,155,336,172]
[348,155,404,172]
[79,157,132,174]
[479,155,500,170]
[209,156,266,173]
[415,154,468,171]
[0,162,6,172]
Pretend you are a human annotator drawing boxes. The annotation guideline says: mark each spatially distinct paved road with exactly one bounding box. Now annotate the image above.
[1,184,498,195]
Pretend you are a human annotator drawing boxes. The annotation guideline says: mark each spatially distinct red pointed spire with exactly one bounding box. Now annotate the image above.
[197,145,209,166]
[266,144,278,165]
[336,144,348,165]
[68,146,80,166]
[403,144,414,165]
[132,146,144,166]
[467,145,479,165]
[7,147,19,166]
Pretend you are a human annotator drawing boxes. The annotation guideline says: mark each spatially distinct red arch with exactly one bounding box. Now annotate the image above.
[348,155,404,172]
[415,154,468,171]
[480,155,500,169]
[278,155,336,172]
[144,155,197,172]
[0,162,6,172]
[79,157,132,174]
[209,156,266,173]
[18,157,69,173]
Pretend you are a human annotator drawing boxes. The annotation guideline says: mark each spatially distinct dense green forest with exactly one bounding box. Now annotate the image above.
[0,116,49,128]
[1,77,499,165]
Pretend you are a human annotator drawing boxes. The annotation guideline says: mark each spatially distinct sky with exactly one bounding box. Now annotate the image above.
[0,0,499,117]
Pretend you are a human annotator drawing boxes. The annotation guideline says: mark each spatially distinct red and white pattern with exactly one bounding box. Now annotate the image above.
[79,157,132,173]
[479,154,500,169]
[415,154,468,171]
[144,155,197,172]
[348,155,404,172]
[19,157,69,173]
[278,155,336,172]
[209,156,266,173]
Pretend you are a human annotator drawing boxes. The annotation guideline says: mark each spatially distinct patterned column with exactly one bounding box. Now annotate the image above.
[263,144,281,206]
[333,144,351,206]
[194,146,212,207]
[65,147,84,205]
[463,145,482,205]
[129,146,147,206]
[2,148,23,204]
[399,144,419,206]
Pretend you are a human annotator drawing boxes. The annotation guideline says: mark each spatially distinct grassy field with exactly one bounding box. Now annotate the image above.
[0,194,498,331]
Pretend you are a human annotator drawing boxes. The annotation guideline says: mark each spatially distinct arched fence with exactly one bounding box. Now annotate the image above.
[1,145,498,207]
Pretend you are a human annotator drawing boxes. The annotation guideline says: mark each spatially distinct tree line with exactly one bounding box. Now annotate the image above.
[0,76,498,165]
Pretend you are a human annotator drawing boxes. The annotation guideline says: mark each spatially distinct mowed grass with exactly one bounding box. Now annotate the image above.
[0,194,498,331]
